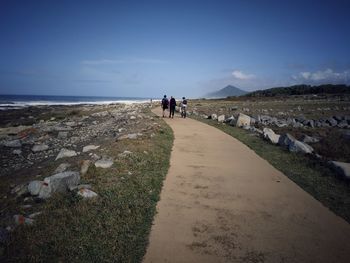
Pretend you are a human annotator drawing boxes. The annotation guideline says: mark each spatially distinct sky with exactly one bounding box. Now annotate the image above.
[0,0,350,98]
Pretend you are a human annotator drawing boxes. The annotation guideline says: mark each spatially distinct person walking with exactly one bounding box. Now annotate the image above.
[169,96,176,118]
[161,95,169,117]
[180,97,188,118]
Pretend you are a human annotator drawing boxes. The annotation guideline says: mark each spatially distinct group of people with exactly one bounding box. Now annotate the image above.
[161,95,188,118]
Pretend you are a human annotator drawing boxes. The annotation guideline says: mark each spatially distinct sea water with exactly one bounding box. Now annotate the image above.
[0,94,152,110]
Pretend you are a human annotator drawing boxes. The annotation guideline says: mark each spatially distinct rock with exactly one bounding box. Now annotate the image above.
[230,106,238,111]
[32,144,49,153]
[263,128,280,144]
[211,114,218,120]
[327,117,338,127]
[55,148,77,160]
[288,140,313,154]
[82,145,100,153]
[13,149,22,155]
[235,113,251,127]
[28,212,42,219]
[28,181,43,196]
[217,115,226,122]
[343,130,350,140]
[57,131,68,139]
[38,171,80,199]
[2,139,21,148]
[77,188,98,198]
[128,133,138,139]
[95,158,114,168]
[224,116,235,123]
[242,125,251,130]
[91,111,109,117]
[11,184,28,197]
[301,135,320,144]
[330,161,350,180]
[130,116,137,120]
[14,215,34,225]
[54,163,71,173]
[80,160,91,175]
[337,121,348,129]
[278,133,296,147]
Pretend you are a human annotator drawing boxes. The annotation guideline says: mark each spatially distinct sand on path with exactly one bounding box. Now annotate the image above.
[143,108,350,263]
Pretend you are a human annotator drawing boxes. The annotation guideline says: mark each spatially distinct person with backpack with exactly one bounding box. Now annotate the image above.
[161,95,169,117]
[180,97,188,118]
[169,96,176,118]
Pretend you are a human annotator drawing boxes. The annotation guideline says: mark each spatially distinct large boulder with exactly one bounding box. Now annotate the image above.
[217,115,226,122]
[28,180,44,196]
[278,133,296,147]
[235,113,251,127]
[330,161,350,180]
[55,148,77,160]
[38,171,80,199]
[288,140,313,154]
[263,128,280,144]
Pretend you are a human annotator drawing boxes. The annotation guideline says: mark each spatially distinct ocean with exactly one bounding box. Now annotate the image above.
[0,94,152,110]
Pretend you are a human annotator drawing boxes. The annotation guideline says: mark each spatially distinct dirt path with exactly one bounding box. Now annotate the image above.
[143,108,350,263]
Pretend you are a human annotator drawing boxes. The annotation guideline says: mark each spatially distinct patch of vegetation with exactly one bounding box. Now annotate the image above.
[245,84,350,97]
[3,116,174,262]
[192,116,350,223]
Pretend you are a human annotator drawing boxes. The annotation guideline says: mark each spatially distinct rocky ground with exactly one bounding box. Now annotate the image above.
[0,102,161,251]
[188,94,350,180]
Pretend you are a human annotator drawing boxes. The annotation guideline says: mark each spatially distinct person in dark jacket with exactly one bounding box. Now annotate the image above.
[161,95,169,117]
[169,96,176,118]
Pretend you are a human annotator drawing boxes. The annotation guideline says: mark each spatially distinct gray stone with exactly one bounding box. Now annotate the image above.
[11,184,28,197]
[13,149,22,155]
[278,133,296,147]
[54,163,71,173]
[217,115,226,122]
[80,160,91,175]
[91,111,109,117]
[337,121,348,129]
[263,128,280,144]
[55,148,77,160]
[82,145,100,153]
[301,135,320,144]
[32,144,49,153]
[28,180,43,196]
[288,140,313,154]
[330,161,350,180]
[128,133,138,139]
[77,188,98,198]
[95,158,114,168]
[38,171,80,199]
[57,131,68,139]
[211,114,218,120]
[224,116,235,123]
[327,117,338,127]
[235,113,251,127]
[2,139,21,148]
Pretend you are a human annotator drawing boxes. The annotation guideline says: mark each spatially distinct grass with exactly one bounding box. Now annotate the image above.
[3,115,174,262]
[192,116,350,223]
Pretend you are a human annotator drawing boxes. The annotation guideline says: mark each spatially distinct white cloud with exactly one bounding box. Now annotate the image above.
[232,70,255,80]
[296,68,350,82]
[81,58,168,65]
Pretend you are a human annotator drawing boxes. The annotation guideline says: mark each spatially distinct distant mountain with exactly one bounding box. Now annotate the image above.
[205,85,248,98]
[245,84,350,97]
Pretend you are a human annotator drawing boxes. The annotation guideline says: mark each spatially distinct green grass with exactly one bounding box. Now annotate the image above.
[192,116,350,223]
[3,116,174,263]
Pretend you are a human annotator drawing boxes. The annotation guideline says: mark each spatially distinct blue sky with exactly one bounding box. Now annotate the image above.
[1,0,350,98]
